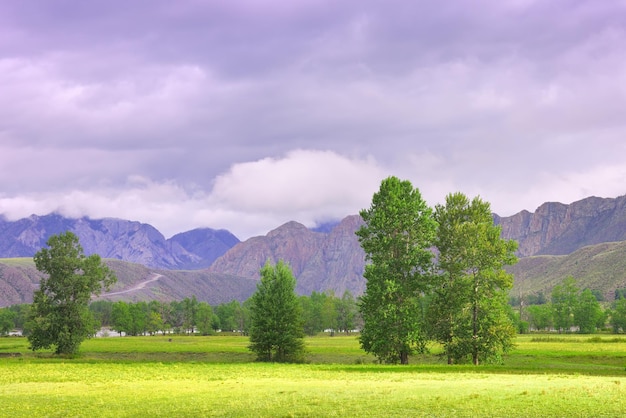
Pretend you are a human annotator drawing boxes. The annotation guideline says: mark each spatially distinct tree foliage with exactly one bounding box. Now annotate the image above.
[0,308,16,336]
[195,302,217,336]
[551,276,579,333]
[27,232,116,354]
[575,288,603,334]
[356,176,436,364]
[526,304,553,331]
[336,290,358,334]
[248,260,305,362]
[429,193,518,365]
[610,297,626,333]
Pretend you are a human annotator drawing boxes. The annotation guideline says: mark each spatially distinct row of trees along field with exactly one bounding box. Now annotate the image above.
[0,285,359,340]
[8,276,626,340]
[92,288,358,338]
[509,277,626,334]
[0,289,359,339]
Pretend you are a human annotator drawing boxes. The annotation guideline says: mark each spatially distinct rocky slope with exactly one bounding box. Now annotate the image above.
[495,195,626,257]
[208,216,366,296]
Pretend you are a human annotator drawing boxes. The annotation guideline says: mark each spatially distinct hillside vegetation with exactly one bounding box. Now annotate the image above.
[510,240,626,300]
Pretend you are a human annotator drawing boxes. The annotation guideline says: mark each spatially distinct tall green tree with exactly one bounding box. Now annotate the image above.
[356,176,436,364]
[89,300,113,327]
[149,300,172,334]
[575,288,603,333]
[610,297,626,333]
[196,302,215,336]
[182,296,198,334]
[111,301,131,336]
[336,290,358,334]
[27,232,116,354]
[0,308,16,336]
[429,193,518,365]
[526,304,553,331]
[128,301,149,336]
[216,300,242,332]
[7,304,30,332]
[551,277,579,333]
[248,260,305,362]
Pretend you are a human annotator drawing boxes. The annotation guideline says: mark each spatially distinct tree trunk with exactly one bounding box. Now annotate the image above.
[473,285,479,366]
[472,304,478,366]
[400,351,408,365]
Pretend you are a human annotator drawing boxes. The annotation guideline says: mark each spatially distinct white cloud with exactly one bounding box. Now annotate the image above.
[210,149,385,210]
[0,150,389,239]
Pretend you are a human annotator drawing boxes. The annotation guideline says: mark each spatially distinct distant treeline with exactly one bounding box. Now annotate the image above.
[0,290,360,338]
[7,278,626,337]
[508,277,626,334]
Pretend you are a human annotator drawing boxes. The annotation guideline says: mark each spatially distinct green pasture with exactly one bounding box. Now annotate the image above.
[2,334,626,417]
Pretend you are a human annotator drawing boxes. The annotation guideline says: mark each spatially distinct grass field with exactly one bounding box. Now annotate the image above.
[0,257,34,267]
[1,334,626,417]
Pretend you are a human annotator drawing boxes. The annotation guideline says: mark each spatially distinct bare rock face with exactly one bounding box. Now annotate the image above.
[496,195,626,257]
[297,215,366,296]
[208,221,326,280]
[0,263,40,306]
[209,216,366,296]
[73,217,183,268]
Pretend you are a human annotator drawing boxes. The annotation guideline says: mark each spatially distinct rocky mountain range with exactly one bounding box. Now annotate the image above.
[495,195,626,257]
[1,194,626,306]
[0,214,239,270]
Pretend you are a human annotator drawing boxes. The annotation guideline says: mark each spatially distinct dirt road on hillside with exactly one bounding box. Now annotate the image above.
[102,273,163,297]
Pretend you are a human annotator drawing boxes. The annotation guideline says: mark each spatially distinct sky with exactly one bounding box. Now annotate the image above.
[1,0,626,240]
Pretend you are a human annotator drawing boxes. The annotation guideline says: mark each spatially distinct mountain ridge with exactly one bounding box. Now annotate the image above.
[2,193,626,307]
[495,194,626,256]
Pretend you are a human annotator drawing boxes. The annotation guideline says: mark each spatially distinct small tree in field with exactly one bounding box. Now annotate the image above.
[27,231,116,354]
[551,277,578,333]
[0,308,16,336]
[248,260,305,362]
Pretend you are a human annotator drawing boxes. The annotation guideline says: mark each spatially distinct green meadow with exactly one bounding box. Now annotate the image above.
[1,334,626,417]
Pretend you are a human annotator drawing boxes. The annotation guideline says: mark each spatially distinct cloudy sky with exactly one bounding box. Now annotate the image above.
[1,1,626,239]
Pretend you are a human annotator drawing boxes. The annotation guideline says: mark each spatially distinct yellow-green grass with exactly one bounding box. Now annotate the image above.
[2,334,626,417]
[1,361,625,417]
[0,257,34,267]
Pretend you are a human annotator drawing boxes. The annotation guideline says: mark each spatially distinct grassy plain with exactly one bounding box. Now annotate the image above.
[1,334,626,417]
